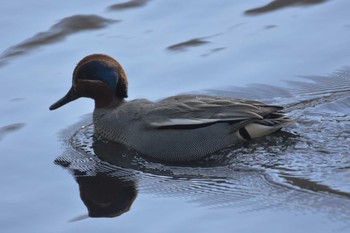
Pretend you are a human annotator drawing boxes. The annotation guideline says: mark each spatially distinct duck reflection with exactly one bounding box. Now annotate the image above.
[75,172,137,218]
[55,133,139,218]
[55,120,350,223]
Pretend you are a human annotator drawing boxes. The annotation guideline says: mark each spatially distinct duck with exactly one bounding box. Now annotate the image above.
[50,54,294,162]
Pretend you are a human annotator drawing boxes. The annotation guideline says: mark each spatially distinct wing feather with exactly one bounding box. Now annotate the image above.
[142,94,282,129]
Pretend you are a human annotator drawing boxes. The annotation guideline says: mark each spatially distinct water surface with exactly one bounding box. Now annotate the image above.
[1,1,350,232]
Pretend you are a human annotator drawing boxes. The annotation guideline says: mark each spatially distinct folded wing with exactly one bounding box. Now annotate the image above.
[143,95,284,131]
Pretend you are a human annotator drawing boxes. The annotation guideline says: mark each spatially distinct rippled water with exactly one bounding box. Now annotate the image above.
[56,71,350,223]
[1,1,350,233]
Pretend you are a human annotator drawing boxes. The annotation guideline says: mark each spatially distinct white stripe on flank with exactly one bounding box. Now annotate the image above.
[151,118,244,127]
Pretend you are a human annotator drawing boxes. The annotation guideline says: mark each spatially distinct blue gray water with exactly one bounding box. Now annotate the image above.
[1,1,350,233]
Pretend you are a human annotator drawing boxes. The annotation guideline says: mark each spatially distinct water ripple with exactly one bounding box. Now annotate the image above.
[55,68,350,222]
[245,0,329,15]
[0,123,25,141]
[0,15,118,66]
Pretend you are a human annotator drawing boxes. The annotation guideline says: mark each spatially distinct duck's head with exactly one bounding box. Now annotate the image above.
[49,54,128,110]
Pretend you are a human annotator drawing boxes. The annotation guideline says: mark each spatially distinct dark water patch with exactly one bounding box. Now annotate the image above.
[245,0,329,15]
[0,123,25,141]
[281,175,350,198]
[0,15,118,66]
[167,38,210,52]
[108,0,150,11]
[9,97,24,101]
[264,25,277,30]
[201,47,226,57]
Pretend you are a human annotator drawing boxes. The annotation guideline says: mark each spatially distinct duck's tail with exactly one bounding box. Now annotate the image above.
[238,112,295,140]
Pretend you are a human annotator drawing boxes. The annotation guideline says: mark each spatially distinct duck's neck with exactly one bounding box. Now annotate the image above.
[93,97,125,120]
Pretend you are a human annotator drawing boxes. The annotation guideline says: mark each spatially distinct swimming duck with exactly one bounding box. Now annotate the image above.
[50,54,294,162]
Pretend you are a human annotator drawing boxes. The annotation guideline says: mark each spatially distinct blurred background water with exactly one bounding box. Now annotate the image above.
[1,0,350,232]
